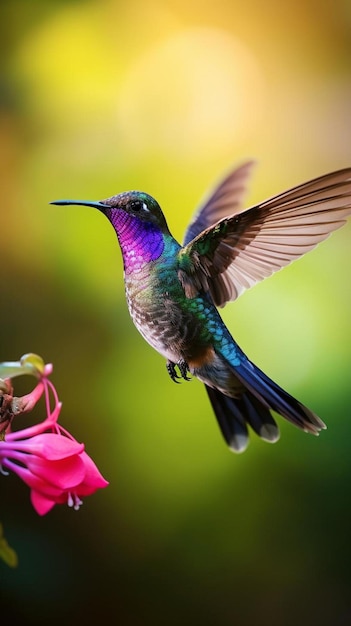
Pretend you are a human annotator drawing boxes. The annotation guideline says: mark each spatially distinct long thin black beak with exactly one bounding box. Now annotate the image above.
[50,199,108,211]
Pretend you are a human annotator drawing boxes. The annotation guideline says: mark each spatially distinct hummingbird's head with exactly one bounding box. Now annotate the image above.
[51,190,171,272]
[101,191,169,230]
[51,191,169,231]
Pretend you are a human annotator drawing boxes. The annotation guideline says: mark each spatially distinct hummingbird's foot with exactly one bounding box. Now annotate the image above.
[167,360,181,383]
[166,359,191,383]
[178,359,191,381]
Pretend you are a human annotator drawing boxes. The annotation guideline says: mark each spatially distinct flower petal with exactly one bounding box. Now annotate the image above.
[31,490,57,516]
[4,461,69,496]
[5,433,84,460]
[76,451,109,496]
[25,454,86,490]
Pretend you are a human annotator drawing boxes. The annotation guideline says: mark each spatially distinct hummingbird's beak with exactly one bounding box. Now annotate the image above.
[50,199,108,212]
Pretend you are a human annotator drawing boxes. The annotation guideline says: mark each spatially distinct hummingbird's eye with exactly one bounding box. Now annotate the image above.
[129,200,149,213]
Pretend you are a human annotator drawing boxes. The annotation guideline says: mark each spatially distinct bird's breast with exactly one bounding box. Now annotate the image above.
[124,262,215,364]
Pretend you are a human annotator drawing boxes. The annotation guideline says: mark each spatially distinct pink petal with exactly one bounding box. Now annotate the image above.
[31,490,57,516]
[9,433,84,460]
[5,461,67,496]
[76,451,109,496]
[25,454,86,490]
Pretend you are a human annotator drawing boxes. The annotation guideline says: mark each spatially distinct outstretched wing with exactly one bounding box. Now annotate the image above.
[183,161,255,245]
[177,168,351,307]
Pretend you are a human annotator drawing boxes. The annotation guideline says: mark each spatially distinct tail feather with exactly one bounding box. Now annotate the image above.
[241,392,280,442]
[235,358,326,434]
[206,355,325,452]
[205,385,249,453]
[205,385,280,453]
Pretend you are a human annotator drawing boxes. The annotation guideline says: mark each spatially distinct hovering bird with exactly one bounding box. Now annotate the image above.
[51,163,351,452]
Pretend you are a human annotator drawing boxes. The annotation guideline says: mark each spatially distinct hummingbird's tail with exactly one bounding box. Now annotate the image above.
[205,384,280,453]
[205,357,326,453]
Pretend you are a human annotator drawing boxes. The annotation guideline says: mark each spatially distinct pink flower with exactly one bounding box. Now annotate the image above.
[0,358,108,515]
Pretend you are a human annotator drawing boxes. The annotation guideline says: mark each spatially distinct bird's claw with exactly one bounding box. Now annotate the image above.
[167,360,181,383]
[178,360,191,381]
[166,360,191,383]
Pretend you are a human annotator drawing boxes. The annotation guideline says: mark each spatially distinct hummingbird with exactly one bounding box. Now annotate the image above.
[51,163,351,452]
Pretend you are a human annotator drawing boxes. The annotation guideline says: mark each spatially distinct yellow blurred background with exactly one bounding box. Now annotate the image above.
[1,1,351,624]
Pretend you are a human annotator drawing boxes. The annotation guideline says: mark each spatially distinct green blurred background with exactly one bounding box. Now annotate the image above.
[1,1,351,624]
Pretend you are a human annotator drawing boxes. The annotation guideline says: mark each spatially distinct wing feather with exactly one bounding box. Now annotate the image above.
[183,161,255,245]
[178,168,351,306]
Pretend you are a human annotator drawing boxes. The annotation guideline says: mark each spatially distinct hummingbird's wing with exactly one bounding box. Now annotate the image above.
[177,168,351,307]
[183,161,255,245]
